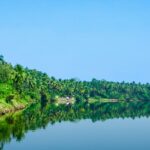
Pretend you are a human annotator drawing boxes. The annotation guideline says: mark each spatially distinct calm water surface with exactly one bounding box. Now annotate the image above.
[1,102,150,150]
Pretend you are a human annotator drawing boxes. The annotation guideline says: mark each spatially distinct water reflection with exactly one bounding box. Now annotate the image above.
[0,101,150,149]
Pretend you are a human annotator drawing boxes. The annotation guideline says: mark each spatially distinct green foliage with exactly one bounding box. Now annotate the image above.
[75,95,84,103]
[50,94,58,103]
[5,94,15,103]
[0,55,4,64]
[0,63,13,83]
[0,84,13,99]
[1,55,150,109]
[40,92,48,107]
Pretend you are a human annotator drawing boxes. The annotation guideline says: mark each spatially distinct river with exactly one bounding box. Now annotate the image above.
[1,101,150,150]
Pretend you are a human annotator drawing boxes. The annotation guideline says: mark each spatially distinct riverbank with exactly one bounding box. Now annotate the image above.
[0,97,140,117]
[0,99,28,116]
[57,97,119,105]
[0,97,117,116]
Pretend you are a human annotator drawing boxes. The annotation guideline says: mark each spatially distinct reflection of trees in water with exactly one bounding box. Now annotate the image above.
[0,142,4,150]
[0,101,150,149]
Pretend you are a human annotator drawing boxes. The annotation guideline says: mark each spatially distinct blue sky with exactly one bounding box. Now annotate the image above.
[0,0,150,83]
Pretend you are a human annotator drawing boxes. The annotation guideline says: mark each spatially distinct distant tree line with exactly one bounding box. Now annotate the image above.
[0,55,150,105]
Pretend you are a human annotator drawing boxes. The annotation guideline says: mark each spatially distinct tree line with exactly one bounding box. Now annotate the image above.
[0,55,150,105]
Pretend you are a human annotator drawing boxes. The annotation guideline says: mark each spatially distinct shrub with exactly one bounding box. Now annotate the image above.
[6,94,15,103]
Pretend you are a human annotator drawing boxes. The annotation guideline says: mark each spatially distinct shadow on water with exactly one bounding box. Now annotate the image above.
[0,101,150,149]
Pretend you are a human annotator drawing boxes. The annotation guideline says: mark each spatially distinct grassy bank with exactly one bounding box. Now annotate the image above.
[0,83,29,115]
[0,98,28,115]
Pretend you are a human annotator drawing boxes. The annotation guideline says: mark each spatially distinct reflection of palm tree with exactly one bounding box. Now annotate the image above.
[0,142,4,150]
[0,55,4,64]
[13,64,26,94]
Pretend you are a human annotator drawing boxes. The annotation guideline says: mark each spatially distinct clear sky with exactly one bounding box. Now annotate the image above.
[0,0,150,83]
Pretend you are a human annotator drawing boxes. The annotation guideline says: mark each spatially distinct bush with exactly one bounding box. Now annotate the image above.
[0,63,13,83]
[50,95,58,103]
[75,95,84,103]
[6,94,15,103]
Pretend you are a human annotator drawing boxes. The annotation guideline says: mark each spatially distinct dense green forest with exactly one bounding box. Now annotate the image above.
[0,55,150,114]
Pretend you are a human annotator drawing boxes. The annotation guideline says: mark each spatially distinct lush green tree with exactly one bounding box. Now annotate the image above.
[13,64,26,94]
[1,54,150,109]
[0,63,13,83]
